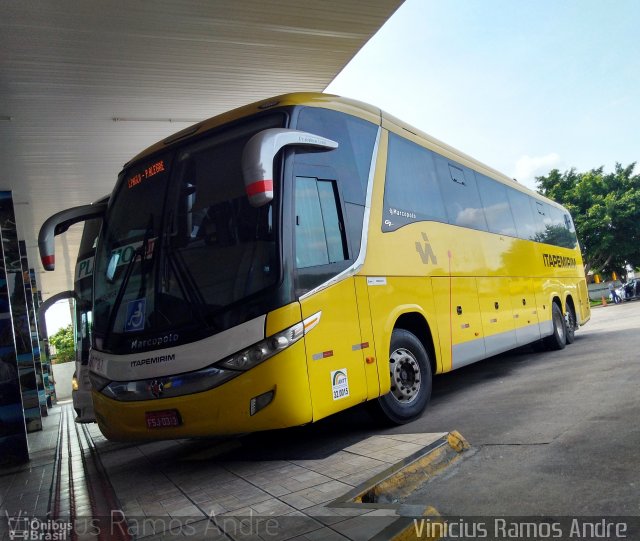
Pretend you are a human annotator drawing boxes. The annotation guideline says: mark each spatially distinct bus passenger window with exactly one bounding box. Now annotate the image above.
[435,156,488,231]
[531,200,553,241]
[544,205,577,248]
[477,174,517,237]
[507,189,538,241]
[382,134,446,231]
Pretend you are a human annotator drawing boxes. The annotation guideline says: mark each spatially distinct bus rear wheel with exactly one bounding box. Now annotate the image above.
[369,329,432,425]
[544,302,567,350]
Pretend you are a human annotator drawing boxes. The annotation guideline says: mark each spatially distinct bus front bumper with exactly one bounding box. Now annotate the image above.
[91,340,312,441]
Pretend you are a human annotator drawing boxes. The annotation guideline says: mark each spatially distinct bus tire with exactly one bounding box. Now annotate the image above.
[544,303,567,351]
[369,329,432,425]
[565,303,576,344]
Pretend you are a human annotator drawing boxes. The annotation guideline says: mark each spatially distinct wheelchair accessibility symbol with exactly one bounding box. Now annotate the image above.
[125,299,146,332]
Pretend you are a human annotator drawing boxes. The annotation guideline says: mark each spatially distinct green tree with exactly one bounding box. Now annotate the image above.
[536,163,640,277]
[49,324,75,364]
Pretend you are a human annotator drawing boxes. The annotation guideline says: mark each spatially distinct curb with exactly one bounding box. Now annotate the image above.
[329,431,471,540]
[354,431,470,505]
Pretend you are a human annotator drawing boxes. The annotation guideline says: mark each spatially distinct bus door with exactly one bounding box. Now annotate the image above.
[509,278,541,345]
[477,277,516,357]
[577,280,590,324]
[432,277,485,371]
[294,173,368,420]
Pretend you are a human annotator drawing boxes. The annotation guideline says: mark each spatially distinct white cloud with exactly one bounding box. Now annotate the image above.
[513,153,561,190]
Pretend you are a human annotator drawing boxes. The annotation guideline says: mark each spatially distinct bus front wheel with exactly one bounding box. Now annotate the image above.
[544,303,567,351]
[370,329,432,425]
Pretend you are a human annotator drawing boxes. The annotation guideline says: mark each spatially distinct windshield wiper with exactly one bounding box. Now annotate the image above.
[164,245,211,328]
[103,244,143,344]
[103,216,154,342]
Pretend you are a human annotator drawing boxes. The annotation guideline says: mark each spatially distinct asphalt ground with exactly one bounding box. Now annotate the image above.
[391,300,640,516]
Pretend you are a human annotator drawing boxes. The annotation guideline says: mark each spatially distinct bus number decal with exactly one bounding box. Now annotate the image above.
[331,369,350,400]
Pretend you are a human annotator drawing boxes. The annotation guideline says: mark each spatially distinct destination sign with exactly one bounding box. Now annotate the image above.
[127,160,166,189]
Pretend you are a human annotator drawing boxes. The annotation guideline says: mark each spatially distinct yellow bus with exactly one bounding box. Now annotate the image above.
[39,93,590,440]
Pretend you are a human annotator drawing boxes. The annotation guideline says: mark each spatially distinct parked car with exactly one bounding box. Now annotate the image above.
[622,278,640,301]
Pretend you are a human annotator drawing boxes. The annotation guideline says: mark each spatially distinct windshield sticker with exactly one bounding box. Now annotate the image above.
[106,238,157,282]
[112,238,156,265]
[106,252,120,282]
[331,369,350,400]
[76,256,94,281]
[124,299,146,333]
[128,160,166,189]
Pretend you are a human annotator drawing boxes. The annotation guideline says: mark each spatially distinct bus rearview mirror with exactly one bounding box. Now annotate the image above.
[241,128,338,207]
[39,202,107,271]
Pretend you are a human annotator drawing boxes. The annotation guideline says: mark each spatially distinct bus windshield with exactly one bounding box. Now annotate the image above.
[93,114,285,353]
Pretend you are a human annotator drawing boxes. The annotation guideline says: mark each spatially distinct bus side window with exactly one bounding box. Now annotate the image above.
[382,133,446,231]
[295,176,347,269]
[531,200,553,242]
[546,205,578,249]
[435,156,488,231]
[476,174,517,237]
[507,189,538,241]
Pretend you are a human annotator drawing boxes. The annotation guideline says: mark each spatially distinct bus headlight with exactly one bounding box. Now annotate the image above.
[88,314,319,402]
[217,321,304,371]
[98,365,238,401]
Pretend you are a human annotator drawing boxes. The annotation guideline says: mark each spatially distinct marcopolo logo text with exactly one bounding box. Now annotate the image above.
[131,334,179,350]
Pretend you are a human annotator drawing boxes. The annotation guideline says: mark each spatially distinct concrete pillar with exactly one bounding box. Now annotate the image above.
[0,191,42,435]
[32,276,56,407]
[19,241,48,416]
[0,194,30,465]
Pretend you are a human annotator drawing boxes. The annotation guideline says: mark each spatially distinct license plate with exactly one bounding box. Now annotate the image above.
[145,409,181,429]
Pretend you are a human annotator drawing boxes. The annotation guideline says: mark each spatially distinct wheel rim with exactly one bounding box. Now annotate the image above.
[554,308,565,341]
[566,308,575,332]
[389,347,421,404]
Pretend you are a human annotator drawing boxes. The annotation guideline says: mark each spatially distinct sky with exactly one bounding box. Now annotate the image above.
[45,299,72,336]
[326,0,639,191]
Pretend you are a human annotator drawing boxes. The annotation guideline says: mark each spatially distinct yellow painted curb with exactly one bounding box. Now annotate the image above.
[332,431,471,541]
[447,430,470,452]
[392,507,443,541]
[356,431,470,504]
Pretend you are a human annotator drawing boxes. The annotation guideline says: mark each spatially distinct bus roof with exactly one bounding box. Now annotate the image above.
[125,92,566,212]
[125,92,380,167]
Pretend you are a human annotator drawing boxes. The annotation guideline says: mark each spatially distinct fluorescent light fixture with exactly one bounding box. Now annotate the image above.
[112,117,199,123]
